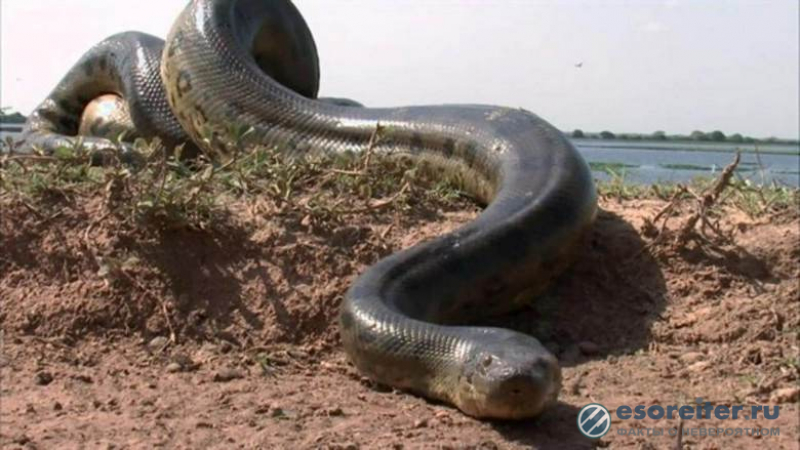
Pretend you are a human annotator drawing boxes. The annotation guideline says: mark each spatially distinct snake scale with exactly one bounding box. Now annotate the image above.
[20,0,597,419]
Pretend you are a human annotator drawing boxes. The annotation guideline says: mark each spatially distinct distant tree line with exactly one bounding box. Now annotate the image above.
[0,108,27,124]
[568,128,798,145]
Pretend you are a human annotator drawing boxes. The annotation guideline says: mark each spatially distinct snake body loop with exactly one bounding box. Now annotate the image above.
[21,0,597,419]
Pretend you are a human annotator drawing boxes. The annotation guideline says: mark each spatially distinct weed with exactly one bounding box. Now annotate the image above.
[0,127,469,231]
[2,132,795,234]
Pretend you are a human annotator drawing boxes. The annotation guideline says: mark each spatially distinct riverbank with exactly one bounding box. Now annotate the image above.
[1,142,798,448]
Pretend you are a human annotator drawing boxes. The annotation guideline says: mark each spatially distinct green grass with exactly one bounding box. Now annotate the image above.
[658,163,711,171]
[2,131,796,231]
[588,161,638,172]
[0,130,467,230]
[594,168,798,217]
[657,163,759,172]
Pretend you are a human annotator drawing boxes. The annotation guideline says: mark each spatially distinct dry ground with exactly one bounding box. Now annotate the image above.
[1,151,798,449]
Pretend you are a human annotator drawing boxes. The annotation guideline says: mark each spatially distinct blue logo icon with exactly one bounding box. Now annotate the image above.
[577,403,611,438]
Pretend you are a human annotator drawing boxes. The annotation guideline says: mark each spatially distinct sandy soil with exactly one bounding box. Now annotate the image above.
[1,184,798,449]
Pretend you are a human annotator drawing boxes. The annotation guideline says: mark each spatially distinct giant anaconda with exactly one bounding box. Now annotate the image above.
[20,0,597,419]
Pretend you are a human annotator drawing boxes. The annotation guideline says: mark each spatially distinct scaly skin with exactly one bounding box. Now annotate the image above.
[22,0,597,420]
[20,32,193,156]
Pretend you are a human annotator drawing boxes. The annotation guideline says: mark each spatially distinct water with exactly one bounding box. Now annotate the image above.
[573,139,799,187]
[2,131,798,187]
[0,130,22,141]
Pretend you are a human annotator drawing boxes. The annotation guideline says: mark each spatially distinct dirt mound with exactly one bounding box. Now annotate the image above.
[1,167,798,448]
[0,180,477,349]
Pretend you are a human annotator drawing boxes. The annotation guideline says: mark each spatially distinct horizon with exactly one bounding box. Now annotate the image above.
[1,0,798,140]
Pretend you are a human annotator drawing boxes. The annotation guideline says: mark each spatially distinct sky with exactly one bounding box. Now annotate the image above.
[1,0,798,139]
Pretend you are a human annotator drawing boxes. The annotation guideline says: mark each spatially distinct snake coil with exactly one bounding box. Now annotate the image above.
[20,0,597,419]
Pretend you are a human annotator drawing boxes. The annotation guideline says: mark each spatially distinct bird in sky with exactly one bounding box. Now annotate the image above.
[574,62,584,68]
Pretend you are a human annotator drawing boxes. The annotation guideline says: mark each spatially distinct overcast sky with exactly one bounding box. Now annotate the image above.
[1,0,798,138]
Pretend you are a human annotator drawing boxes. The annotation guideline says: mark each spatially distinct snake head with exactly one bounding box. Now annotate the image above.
[454,332,561,420]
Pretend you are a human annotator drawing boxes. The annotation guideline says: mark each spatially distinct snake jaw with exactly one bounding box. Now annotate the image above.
[454,334,562,420]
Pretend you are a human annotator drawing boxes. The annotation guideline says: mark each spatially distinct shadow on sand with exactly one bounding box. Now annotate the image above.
[484,208,668,448]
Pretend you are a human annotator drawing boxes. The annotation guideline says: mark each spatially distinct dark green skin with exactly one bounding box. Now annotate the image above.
[23,0,597,420]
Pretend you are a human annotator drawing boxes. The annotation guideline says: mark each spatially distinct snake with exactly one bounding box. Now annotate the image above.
[19,0,597,420]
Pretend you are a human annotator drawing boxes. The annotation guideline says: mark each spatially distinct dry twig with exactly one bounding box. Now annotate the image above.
[641,153,741,255]
[675,152,740,245]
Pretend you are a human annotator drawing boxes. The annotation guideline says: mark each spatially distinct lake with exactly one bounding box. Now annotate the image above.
[2,130,798,187]
[574,139,799,187]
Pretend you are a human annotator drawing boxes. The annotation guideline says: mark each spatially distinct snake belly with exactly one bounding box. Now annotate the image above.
[21,0,598,420]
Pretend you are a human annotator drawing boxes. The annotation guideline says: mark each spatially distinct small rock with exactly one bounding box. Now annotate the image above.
[147,336,169,352]
[172,354,197,371]
[73,374,93,384]
[433,410,450,420]
[213,368,245,382]
[578,341,600,355]
[679,352,705,364]
[413,418,428,428]
[53,401,63,411]
[34,371,54,386]
[327,407,345,417]
[687,361,711,372]
[270,407,285,418]
[770,387,799,404]
[166,362,183,373]
[196,421,214,429]
[219,341,233,354]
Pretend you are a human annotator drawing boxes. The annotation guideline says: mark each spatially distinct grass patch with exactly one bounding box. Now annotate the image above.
[658,163,758,172]
[0,130,467,231]
[596,169,798,218]
[659,163,710,171]
[2,133,796,230]
[589,161,638,172]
